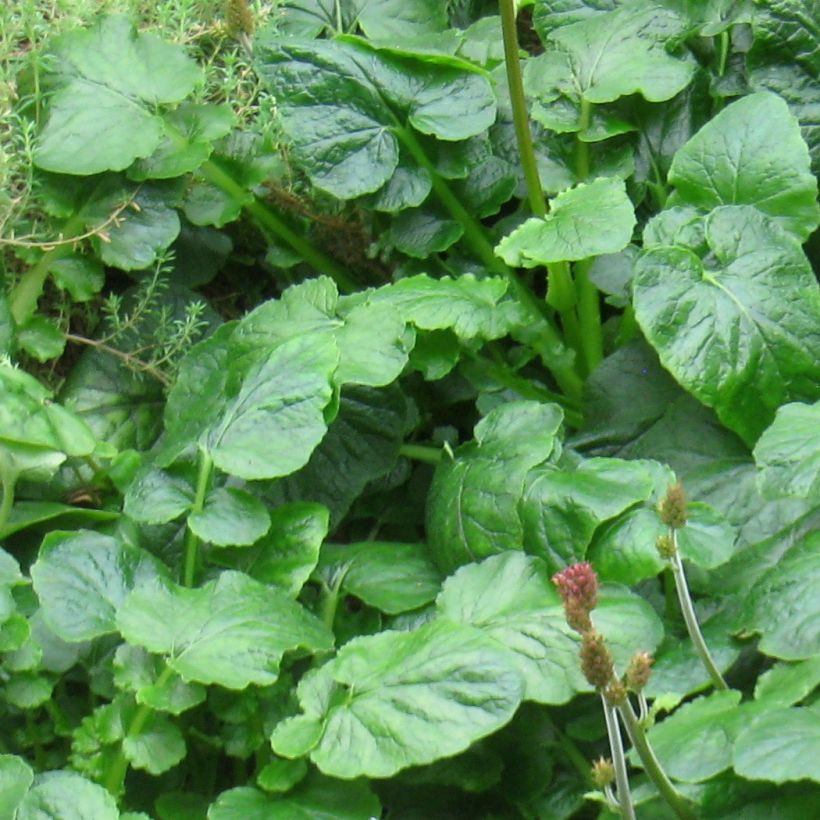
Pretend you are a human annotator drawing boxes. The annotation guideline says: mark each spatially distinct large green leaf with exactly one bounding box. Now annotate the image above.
[633,206,820,446]
[668,92,819,240]
[255,36,495,199]
[426,401,563,573]
[205,333,338,480]
[123,712,186,775]
[518,457,657,573]
[117,571,333,688]
[215,502,329,596]
[123,466,195,525]
[371,273,526,340]
[30,530,169,642]
[436,552,582,704]
[263,384,407,526]
[753,401,820,500]
[317,542,441,614]
[187,487,271,547]
[34,16,201,174]
[526,5,694,132]
[207,773,380,820]
[271,618,523,778]
[740,531,820,660]
[16,770,119,820]
[0,755,33,818]
[733,707,820,783]
[496,179,636,266]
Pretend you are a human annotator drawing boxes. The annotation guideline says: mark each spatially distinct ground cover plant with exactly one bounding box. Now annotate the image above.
[0,0,818,817]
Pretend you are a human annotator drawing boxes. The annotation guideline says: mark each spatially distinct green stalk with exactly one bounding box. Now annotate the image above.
[718,30,730,77]
[497,2,582,361]
[197,159,358,292]
[9,213,85,325]
[395,126,583,401]
[499,0,545,219]
[399,443,443,465]
[574,257,603,374]
[602,696,636,820]
[618,700,696,820]
[319,570,346,631]
[103,666,175,796]
[0,470,16,537]
[575,98,592,181]
[182,449,214,587]
[670,534,728,690]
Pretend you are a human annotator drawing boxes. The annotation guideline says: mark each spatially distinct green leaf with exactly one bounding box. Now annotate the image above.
[31,530,169,642]
[6,673,54,709]
[117,571,333,688]
[533,1,618,37]
[216,502,329,596]
[34,16,201,174]
[17,770,118,820]
[753,656,820,708]
[633,206,820,446]
[318,542,441,614]
[17,316,66,362]
[48,255,105,302]
[496,178,636,265]
[426,401,563,573]
[527,6,693,131]
[388,207,464,258]
[668,92,820,240]
[188,487,271,547]
[643,690,743,782]
[206,333,338,481]
[130,103,235,180]
[207,772,380,820]
[0,755,33,818]
[371,273,526,340]
[753,401,820,500]
[124,466,194,524]
[741,531,820,660]
[93,183,181,270]
[272,618,523,778]
[256,757,308,794]
[123,712,186,775]
[519,457,657,573]
[263,385,406,526]
[356,0,448,40]
[436,552,582,703]
[254,37,495,199]
[733,707,820,783]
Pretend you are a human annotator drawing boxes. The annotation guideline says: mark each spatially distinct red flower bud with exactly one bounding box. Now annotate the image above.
[625,651,653,692]
[658,482,688,529]
[580,631,615,690]
[553,562,599,632]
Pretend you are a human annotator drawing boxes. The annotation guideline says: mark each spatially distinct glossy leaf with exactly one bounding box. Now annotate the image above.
[272,618,523,778]
[753,401,820,500]
[733,707,820,783]
[633,206,820,446]
[34,16,201,174]
[188,487,271,547]
[255,37,495,199]
[17,770,119,820]
[495,178,636,266]
[124,467,194,524]
[0,755,33,818]
[668,92,819,240]
[31,530,169,642]
[741,531,820,660]
[117,571,334,688]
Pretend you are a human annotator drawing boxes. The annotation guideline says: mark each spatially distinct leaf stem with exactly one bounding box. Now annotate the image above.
[576,98,592,181]
[718,30,730,77]
[0,469,16,537]
[618,699,696,820]
[196,158,359,292]
[499,0,545,219]
[395,126,583,401]
[574,257,603,374]
[669,533,728,690]
[103,666,175,796]
[602,695,636,820]
[399,443,443,465]
[183,449,214,587]
[319,570,346,631]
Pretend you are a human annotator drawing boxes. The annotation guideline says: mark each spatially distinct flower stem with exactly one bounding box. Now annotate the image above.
[670,534,728,690]
[576,98,592,181]
[183,449,214,587]
[103,666,175,796]
[602,695,636,820]
[399,443,443,465]
[0,470,16,537]
[618,699,696,820]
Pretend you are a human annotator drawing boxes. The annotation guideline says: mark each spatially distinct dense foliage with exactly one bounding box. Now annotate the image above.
[0,1,818,817]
